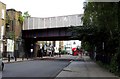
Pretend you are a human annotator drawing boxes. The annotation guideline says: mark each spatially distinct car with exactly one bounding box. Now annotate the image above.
[0,53,4,71]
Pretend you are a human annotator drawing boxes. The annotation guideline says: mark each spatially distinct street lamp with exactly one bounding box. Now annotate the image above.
[102,42,104,50]
[16,37,23,57]
[2,35,7,57]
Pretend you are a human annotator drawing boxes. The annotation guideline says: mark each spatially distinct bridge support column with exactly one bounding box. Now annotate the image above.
[34,41,39,58]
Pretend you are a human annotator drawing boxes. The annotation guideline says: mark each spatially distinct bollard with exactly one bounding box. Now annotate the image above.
[15,56,17,61]
[27,55,28,60]
[22,55,24,60]
[59,53,61,57]
[8,54,10,62]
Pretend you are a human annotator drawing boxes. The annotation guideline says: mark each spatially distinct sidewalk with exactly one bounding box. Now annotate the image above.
[56,56,120,79]
[3,58,33,64]
[2,55,77,63]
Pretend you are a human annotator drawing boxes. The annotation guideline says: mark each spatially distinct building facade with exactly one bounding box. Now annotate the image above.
[5,9,22,57]
[0,1,6,54]
[6,9,22,40]
[63,40,81,54]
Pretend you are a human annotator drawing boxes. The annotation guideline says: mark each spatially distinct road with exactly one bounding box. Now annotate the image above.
[2,55,119,79]
[2,60,70,78]
[0,71,1,79]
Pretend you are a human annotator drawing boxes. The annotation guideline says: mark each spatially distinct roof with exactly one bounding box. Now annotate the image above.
[7,9,16,12]
[0,1,6,5]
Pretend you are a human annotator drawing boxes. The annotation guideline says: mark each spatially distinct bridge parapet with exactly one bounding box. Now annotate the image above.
[23,14,83,30]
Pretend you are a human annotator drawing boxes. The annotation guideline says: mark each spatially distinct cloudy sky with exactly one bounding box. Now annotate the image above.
[0,0,85,17]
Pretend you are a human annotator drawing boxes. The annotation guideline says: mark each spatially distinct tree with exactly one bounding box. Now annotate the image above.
[18,15,24,24]
[20,11,31,57]
[6,31,15,40]
[71,3,119,74]
[23,11,31,18]
[81,2,119,74]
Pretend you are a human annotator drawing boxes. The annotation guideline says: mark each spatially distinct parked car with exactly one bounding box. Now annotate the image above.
[0,53,4,71]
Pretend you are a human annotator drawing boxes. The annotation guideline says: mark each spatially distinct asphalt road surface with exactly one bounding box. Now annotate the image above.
[2,60,70,78]
[0,71,2,79]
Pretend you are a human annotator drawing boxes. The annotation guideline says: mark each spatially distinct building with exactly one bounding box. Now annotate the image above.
[63,40,81,54]
[6,9,22,40]
[5,9,22,57]
[0,1,6,54]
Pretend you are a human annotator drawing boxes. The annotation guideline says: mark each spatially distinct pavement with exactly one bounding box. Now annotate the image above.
[2,58,33,64]
[0,72,1,79]
[56,56,120,79]
[2,55,120,78]
[2,55,79,63]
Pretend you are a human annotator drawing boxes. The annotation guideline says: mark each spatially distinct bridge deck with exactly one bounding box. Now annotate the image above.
[23,14,83,30]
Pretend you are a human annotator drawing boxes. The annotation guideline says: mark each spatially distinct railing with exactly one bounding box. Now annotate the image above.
[23,14,83,30]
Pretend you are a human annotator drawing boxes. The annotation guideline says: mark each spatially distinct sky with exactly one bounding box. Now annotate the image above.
[0,0,85,17]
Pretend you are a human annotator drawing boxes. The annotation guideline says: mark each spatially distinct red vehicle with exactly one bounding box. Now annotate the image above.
[72,48,78,56]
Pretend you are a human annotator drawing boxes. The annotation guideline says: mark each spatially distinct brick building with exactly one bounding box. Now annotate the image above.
[0,1,6,54]
[5,9,23,57]
[6,9,22,40]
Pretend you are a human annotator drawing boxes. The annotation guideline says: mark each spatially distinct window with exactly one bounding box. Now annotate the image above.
[11,20,14,31]
[0,28,2,39]
[0,53,2,59]
[1,9,5,19]
[1,26,4,39]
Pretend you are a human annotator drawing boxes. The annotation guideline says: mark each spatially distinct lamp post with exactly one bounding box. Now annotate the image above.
[16,37,23,58]
[3,35,7,57]
[15,39,18,61]
[102,42,104,50]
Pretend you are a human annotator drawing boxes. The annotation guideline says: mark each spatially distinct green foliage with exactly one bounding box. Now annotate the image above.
[23,11,31,18]
[82,2,119,57]
[110,53,119,74]
[18,11,31,24]
[6,31,15,40]
[109,41,120,75]
[18,15,24,24]
[71,2,120,75]
[81,41,91,51]
[83,2,119,75]
[61,50,67,54]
